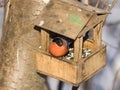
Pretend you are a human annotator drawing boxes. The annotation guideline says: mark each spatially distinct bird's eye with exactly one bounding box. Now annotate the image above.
[53,37,63,46]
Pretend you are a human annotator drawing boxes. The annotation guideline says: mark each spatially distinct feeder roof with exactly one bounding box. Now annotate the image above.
[36,0,109,39]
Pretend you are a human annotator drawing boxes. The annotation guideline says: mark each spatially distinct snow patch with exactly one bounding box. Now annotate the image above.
[43,0,50,4]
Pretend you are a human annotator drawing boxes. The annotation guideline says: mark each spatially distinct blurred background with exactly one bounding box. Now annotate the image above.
[0,0,120,90]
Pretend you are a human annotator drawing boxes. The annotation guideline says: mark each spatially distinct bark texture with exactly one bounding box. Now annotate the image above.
[0,0,48,90]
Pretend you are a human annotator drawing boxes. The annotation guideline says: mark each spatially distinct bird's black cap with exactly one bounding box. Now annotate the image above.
[53,37,63,46]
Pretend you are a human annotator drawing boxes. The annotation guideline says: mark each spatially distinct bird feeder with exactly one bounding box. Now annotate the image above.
[35,0,108,86]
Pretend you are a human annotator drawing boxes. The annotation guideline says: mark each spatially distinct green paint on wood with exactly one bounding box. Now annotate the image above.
[69,13,84,28]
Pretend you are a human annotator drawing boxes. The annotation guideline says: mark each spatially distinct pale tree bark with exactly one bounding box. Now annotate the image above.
[0,0,48,90]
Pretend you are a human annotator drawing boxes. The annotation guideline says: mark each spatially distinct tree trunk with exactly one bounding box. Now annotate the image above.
[0,0,48,90]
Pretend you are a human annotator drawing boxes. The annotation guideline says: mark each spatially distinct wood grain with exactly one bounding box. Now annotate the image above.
[36,46,106,86]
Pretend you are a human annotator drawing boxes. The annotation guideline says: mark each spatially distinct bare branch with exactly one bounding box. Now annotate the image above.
[103,0,109,9]
[109,0,118,11]
[95,0,100,8]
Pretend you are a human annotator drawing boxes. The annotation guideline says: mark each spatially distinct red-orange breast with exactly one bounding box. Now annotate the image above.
[49,37,69,57]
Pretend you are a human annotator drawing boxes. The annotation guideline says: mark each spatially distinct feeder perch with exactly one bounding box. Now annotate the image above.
[35,0,108,86]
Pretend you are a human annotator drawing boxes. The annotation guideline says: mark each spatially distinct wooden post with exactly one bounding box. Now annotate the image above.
[74,37,83,62]
[94,22,103,49]
[41,30,49,52]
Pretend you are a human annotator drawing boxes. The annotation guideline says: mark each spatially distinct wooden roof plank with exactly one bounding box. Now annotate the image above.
[36,0,94,39]
[60,0,110,14]
[78,14,106,37]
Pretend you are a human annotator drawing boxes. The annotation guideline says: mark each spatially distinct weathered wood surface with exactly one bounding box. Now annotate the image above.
[61,0,110,14]
[77,46,106,85]
[83,40,96,51]
[41,30,49,51]
[36,0,110,40]
[36,46,106,86]
[0,0,48,90]
[35,1,107,86]
[94,22,103,49]
[36,53,78,84]
[36,0,94,39]
[74,37,83,62]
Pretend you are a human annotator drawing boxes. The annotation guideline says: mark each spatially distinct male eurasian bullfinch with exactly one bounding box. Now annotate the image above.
[49,37,69,57]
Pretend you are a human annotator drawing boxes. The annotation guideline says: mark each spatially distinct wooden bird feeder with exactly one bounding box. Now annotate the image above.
[35,0,111,86]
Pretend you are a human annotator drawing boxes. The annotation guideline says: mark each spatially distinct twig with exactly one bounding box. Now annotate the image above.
[108,0,118,11]
[95,0,101,8]
[103,0,108,9]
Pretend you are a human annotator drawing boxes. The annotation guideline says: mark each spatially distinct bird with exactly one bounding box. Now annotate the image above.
[49,37,69,57]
